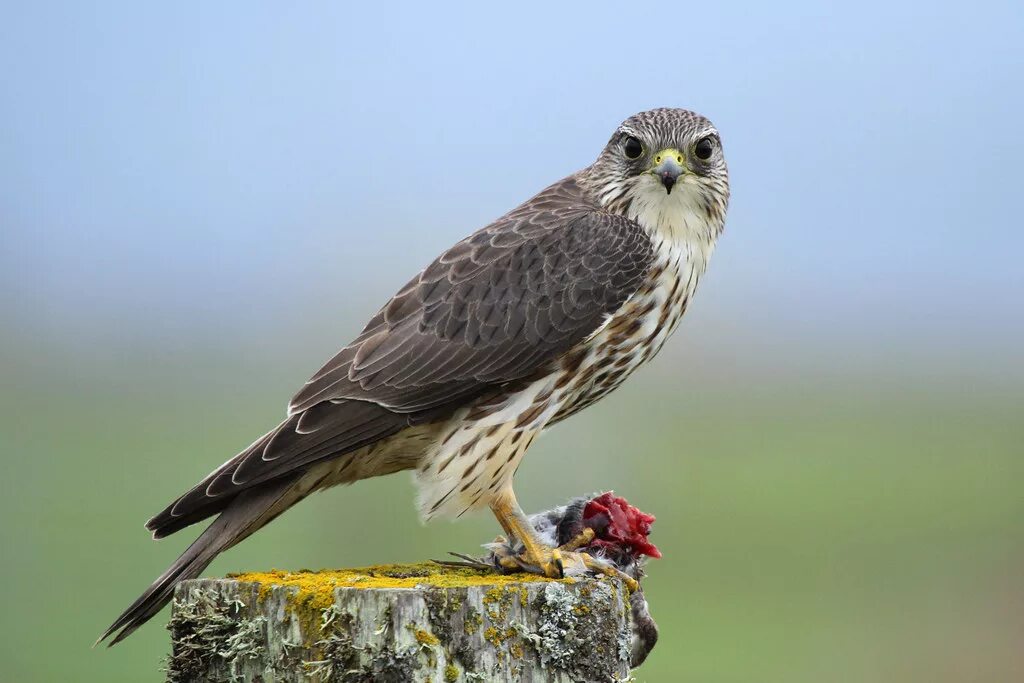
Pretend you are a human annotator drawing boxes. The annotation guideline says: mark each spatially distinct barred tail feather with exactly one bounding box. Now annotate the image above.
[97,476,299,646]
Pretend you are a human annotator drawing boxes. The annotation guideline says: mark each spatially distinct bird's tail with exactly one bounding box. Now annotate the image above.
[97,476,299,646]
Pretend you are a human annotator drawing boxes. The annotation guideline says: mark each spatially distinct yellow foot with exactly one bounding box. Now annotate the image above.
[493,536,638,592]
[487,488,638,591]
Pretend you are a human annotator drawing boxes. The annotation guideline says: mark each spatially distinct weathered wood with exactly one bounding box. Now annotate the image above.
[166,563,636,682]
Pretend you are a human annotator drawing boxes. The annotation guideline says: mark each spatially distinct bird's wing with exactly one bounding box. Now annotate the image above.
[147,178,654,537]
[289,180,655,415]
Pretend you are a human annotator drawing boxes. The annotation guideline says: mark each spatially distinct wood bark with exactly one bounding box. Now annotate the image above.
[166,565,635,682]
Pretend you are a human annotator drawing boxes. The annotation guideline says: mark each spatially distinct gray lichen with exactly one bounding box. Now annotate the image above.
[166,588,267,683]
[526,579,632,682]
[534,583,583,669]
[616,619,633,663]
[355,645,421,682]
[301,630,357,682]
[299,602,424,683]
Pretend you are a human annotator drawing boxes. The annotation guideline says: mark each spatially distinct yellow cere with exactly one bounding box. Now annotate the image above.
[653,147,685,165]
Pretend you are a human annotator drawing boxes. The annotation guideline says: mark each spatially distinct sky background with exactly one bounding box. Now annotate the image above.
[1,2,1022,681]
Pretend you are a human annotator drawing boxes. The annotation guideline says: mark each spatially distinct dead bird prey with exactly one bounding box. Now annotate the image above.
[440,492,662,667]
[100,108,729,645]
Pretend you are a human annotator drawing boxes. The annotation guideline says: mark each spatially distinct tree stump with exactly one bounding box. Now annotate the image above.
[166,563,636,682]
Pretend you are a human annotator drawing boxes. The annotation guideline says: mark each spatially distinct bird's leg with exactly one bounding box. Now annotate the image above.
[489,488,638,591]
[488,487,554,572]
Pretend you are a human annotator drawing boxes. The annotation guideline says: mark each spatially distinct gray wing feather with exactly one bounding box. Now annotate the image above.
[290,180,654,415]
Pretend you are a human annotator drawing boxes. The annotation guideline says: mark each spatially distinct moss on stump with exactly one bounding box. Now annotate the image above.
[166,563,635,682]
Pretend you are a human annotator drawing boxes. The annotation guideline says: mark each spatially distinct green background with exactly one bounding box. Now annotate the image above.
[3,342,1021,681]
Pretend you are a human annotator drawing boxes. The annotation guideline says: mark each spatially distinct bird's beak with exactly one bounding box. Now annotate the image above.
[650,148,685,194]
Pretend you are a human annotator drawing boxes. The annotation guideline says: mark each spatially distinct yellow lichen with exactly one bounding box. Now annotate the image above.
[230,562,567,610]
[463,609,483,635]
[482,585,520,622]
[413,628,440,647]
[444,663,459,681]
[484,626,502,646]
[226,563,575,660]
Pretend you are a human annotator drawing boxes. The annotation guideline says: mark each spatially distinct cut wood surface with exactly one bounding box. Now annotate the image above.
[166,563,636,682]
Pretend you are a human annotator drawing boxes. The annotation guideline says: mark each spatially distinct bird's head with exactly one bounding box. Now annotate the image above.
[583,108,730,239]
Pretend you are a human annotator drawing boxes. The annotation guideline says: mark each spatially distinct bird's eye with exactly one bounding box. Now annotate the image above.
[623,136,644,160]
[694,136,715,161]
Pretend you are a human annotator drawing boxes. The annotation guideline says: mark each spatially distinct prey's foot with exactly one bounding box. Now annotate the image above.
[491,536,638,592]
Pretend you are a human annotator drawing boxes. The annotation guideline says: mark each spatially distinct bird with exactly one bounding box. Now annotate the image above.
[99,107,730,645]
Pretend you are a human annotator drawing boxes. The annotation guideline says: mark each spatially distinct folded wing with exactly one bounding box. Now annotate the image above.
[147,179,654,538]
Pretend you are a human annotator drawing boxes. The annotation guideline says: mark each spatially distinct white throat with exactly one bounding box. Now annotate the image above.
[626,180,719,273]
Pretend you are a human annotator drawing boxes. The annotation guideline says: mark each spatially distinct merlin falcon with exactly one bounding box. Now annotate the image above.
[101,107,730,644]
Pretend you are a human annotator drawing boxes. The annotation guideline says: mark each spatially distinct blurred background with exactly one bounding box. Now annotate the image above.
[2,2,1022,681]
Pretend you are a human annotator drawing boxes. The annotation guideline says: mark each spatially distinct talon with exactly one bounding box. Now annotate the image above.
[551,548,564,578]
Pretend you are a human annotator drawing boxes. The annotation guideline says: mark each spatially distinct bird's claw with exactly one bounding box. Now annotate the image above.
[485,539,639,592]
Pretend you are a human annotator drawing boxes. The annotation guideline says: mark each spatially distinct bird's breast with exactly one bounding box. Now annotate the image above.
[550,238,709,424]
